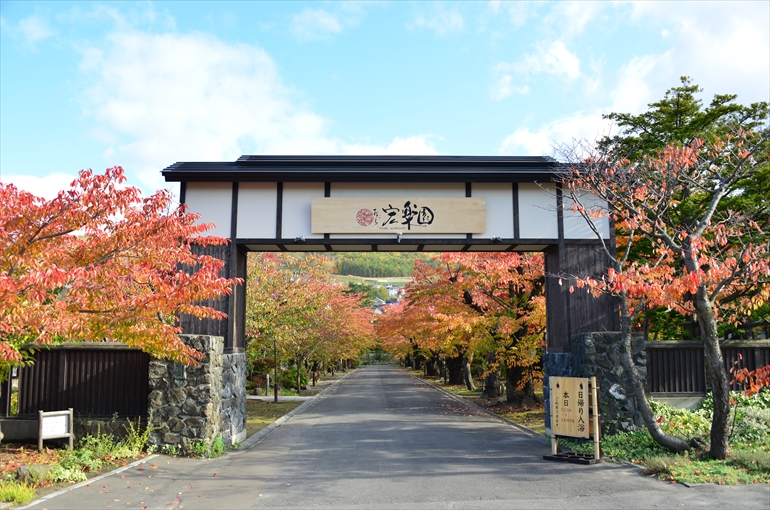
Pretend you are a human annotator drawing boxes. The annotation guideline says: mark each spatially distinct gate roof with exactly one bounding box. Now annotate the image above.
[162,155,560,183]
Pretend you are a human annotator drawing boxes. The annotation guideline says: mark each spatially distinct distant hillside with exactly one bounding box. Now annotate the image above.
[331,253,431,278]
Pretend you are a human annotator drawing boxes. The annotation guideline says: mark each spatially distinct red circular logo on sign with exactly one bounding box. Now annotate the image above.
[356,208,374,226]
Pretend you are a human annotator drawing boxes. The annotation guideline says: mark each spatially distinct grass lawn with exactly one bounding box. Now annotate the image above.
[245,400,303,438]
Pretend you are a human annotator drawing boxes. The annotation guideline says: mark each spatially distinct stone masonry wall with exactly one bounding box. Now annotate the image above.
[220,352,247,446]
[147,335,246,453]
[544,332,646,436]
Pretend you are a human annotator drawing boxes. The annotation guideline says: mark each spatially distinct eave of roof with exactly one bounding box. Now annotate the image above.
[161,155,562,183]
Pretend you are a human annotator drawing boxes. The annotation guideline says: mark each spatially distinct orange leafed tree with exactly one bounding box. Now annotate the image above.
[377,252,545,400]
[558,129,769,458]
[0,167,238,366]
[245,253,374,389]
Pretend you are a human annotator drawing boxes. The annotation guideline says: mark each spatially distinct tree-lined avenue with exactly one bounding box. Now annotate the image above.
[25,367,769,509]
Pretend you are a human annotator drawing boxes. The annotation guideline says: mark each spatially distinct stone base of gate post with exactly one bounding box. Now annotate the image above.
[147,335,247,453]
[543,332,646,437]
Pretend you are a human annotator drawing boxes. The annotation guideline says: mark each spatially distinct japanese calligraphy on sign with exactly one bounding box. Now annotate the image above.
[311,198,486,234]
[550,376,590,439]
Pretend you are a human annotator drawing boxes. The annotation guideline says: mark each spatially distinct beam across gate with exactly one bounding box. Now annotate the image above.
[162,155,619,354]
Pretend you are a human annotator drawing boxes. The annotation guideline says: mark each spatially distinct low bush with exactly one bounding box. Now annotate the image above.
[0,480,36,505]
[187,436,227,458]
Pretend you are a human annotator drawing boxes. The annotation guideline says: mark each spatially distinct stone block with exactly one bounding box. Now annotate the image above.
[182,398,199,415]
[163,432,180,444]
[169,388,186,406]
[169,418,185,433]
[148,390,165,408]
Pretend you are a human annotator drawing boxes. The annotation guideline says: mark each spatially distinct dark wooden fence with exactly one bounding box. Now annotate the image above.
[646,340,770,395]
[0,344,150,418]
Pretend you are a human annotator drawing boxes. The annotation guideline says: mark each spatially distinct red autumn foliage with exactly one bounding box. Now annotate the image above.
[0,167,239,365]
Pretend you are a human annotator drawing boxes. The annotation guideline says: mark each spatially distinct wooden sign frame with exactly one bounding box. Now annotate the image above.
[544,376,601,464]
[311,197,486,234]
[39,408,74,451]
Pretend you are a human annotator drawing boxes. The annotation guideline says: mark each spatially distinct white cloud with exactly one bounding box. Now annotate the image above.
[539,1,606,39]
[3,15,55,47]
[497,2,769,156]
[343,135,441,156]
[74,28,441,193]
[491,40,581,100]
[411,8,464,35]
[2,173,79,201]
[504,1,541,29]
[518,40,581,80]
[489,73,530,101]
[291,9,343,41]
[498,111,611,157]
[624,1,769,104]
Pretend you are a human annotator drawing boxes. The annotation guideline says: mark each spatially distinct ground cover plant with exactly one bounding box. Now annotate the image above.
[561,391,770,485]
[0,416,154,504]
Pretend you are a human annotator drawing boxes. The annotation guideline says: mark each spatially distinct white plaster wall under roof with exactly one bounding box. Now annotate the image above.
[328,182,467,239]
[518,183,558,240]
[471,183,514,239]
[185,182,232,238]
[563,192,611,240]
[282,182,325,239]
[237,182,277,239]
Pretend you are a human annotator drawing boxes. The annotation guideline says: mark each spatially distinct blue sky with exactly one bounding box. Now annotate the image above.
[2,1,768,199]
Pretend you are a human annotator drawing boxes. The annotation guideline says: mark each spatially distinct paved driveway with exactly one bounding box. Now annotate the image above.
[25,366,769,509]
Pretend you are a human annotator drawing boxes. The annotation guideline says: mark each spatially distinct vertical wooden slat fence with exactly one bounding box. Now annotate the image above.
[3,344,150,418]
[646,340,770,395]
[645,342,706,393]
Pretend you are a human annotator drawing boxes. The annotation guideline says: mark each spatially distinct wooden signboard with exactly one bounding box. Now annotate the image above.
[311,198,486,234]
[545,377,601,464]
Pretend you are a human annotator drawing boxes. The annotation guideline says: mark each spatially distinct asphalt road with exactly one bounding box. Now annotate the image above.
[25,366,769,509]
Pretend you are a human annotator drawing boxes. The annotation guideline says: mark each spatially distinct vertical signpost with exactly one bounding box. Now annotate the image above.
[544,376,601,464]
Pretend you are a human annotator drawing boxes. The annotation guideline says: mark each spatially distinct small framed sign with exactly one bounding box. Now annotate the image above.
[544,377,601,465]
[39,408,74,451]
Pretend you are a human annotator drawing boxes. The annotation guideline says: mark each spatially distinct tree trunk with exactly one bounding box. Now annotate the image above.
[694,288,731,459]
[482,369,499,399]
[617,294,692,453]
[296,357,304,392]
[463,354,476,391]
[506,365,537,405]
[425,356,439,377]
[446,357,463,385]
[439,358,447,385]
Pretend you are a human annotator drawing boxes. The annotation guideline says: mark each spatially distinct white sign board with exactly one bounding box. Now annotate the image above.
[39,408,74,451]
[41,414,69,437]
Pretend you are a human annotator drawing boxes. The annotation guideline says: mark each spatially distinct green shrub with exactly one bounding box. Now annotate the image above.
[211,436,226,457]
[280,367,308,390]
[649,399,710,439]
[698,390,770,446]
[59,448,102,473]
[729,449,770,472]
[188,439,209,458]
[121,415,152,456]
[187,436,227,458]
[47,465,88,483]
[0,480,36,505]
